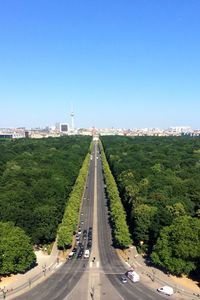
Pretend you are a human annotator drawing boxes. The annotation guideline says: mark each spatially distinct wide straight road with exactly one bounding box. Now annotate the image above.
[13,142,171,300]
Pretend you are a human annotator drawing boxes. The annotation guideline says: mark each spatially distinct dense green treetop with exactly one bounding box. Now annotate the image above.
[0,136,91,244]
[101,136,200,275]
[0,222,36,275]
[151,216,200,276]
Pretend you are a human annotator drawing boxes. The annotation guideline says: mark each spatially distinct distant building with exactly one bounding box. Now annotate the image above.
[25,131,30,138]
[0,134,13,139]
[59,123,69,133]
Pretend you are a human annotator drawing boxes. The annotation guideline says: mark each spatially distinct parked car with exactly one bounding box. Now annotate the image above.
[68,252,74,259]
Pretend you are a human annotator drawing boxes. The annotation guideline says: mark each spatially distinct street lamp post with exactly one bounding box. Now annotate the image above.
[0,287,12,299]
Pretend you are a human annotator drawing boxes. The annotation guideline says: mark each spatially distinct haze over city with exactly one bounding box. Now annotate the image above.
[0,0,200,129]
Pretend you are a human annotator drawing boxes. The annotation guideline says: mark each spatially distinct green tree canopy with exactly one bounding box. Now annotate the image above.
[0,222,36,275]
[151,216,200,275]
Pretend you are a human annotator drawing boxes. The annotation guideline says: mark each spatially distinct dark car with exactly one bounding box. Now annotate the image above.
[72,247,77,253]
[77,250,83,259]
[120,276,127,283]
[79,243,84,250]
[87,241,92,248]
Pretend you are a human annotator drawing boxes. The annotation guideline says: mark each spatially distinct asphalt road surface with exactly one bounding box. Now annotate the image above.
[14,142,169,300]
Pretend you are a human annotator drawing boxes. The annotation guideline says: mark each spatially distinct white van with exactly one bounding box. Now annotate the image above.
[84,249,90,259]
[126,270,140,282]
[157,286,174,296]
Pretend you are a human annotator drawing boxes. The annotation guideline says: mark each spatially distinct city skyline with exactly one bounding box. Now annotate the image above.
[0,1,200,129]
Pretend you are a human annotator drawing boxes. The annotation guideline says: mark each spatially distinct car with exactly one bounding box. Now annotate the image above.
[68,252,74,259]
[77,251,83,259]
[120,276,127,283]
[72,247,77,253]
[88,232,92,240]
[84,249,90,259]
[78,229,82,235]
[157,286,174,296]
[87,241,92,248]
[79,243,84,250]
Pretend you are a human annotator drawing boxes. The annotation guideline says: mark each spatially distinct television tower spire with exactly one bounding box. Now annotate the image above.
[70,105,74,131]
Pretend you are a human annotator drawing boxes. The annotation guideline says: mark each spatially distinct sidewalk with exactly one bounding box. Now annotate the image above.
[118,246,200,300]
[0,241,62,299]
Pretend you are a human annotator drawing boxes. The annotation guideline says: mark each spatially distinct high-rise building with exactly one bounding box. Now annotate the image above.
[59,123,69,133]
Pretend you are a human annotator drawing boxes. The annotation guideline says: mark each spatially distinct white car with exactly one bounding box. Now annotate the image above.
[84,249,90,259]
[157,286,174,296]
[68,252,74,259]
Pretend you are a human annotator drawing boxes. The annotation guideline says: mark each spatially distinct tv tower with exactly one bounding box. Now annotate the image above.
[70,105,74,131]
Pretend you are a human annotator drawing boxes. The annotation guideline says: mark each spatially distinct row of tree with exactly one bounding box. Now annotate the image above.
[57,153,90,249]
[99,141,132,248]
[101,136,200,276]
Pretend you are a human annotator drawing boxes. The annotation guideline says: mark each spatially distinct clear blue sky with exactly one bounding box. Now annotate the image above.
[0,0,200,129]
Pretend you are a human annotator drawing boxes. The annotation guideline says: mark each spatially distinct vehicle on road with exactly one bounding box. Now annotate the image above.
[79,243,84,250]
[157,286,174,296]
[120,276,127,283]
[87,241,92,248]
[77,250,83,259]
[68,252,74,259]
[84,249,90,259]
[88,230,92,240]
[126,270,140,282]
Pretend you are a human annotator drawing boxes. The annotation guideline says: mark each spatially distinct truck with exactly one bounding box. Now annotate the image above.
[157,286,174,296]
[126,270,140,282]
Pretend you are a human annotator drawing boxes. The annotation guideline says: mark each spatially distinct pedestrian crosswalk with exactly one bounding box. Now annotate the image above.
[89,261,100,268]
